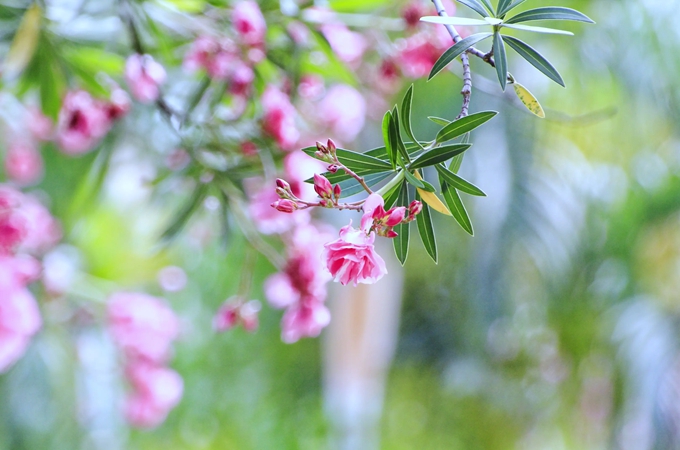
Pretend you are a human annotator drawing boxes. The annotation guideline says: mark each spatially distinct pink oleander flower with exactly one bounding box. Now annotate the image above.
[184,36,239,80]
[232,1,267,47]
[107,292,179,364]
[125,361,183,429]
[4,142,43,186]
[361,193,406,238]
[229,61,255,96]
[397,33,443,79]
[125,54,166,103]
[320,24,367,65]
[323,218,387,286]
[281,301,330,343]
[402,2,427,29]
[213,298,259,332]
[318,85,366,143]
[55,90,112,155]
[261,86,299,150]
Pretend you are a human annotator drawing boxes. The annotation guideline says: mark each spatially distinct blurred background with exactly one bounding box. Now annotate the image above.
[3,0,680,449]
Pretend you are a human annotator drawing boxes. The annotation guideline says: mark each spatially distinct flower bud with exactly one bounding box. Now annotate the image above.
[276,178,291,191]
[313,174,333,198]
[408,200,423,217]
[333,184,342,199]
[316,141,327,154]
[327,164,339,173]
[271,199,297,213]
[326,139,337,154]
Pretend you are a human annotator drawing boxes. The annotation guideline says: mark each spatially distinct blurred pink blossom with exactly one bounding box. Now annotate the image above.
[26,108,52,141]
[320,24,367,65]
[125,362,183,428]
[4,142,43,186]
[248,180,309,235]
[107,292,180,364]
[397,33,442,79]
[55,91,112,155]
[213,298,259,332]
[281,301,330,343]
[318,85,366,143]
[184,36,239,80]
[261,86,299,150]
[232,1,267,47]
[125,54,166,103]
[0,277,42,372]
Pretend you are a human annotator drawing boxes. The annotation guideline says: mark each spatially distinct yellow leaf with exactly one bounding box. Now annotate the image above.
[4,3,42,80]
[512,81,545,118]
[414,170,452,216]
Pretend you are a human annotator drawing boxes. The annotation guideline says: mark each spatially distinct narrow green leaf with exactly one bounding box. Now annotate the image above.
[301,147,392,171]
[505,7,595,24]
[382,111,397,168]
[497,0,513,17]
[497,0,528,16]
[441,182,474,235]
[383,177,403,208]
[393,182,410,265]
[428,32,493,80]
[410,144,471,169]
[401,85,424,150]
[478,0,494,14]
[365,142,424,160]
[501,23,574,35]
[436,111,498,143]
[336,171,393,197]
[162,184,208,241]
[456,0,489,17]
[435,164,486,196]
[493,32,508,90]
[404,170,425,189]
[503,35,564,87]
[416,192,438,262]
[420,16,490,26]
[450,153,465,173]
[428,116,450,126]
[391,107,411,163]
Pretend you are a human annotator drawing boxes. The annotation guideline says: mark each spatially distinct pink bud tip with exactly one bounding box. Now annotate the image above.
[271,199,297,213]
[276,178,290,190]
[333,184,342,198]
[313,174,333,198]
[327,164,339,173]
[409,200,423,216]
[326,139,337,152]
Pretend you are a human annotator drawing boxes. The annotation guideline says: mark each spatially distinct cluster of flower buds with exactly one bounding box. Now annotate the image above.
[313,139,338,164]
[313,174,342,208]
[213,297,260,333]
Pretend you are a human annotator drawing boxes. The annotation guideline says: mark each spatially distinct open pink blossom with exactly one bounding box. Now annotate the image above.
[55,91,112,155]
[323,220,387,286]
[125,54,166,103]
[4,142,43,186]
[261,86,299,150]
[318,85,366,143]
[0,285,42,372]
[125,362,183,428]
[107,292,179,363]
[232,1,267,47]
[361,193,406,237]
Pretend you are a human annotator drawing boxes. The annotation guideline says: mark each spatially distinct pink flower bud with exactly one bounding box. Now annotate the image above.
[313,174,333,198]
[327,164,339,173]
[333,184,342,199]
[276,178,291,191]
[326,139,337,153]
[385,230,398,238]
[385,206,407,227]
[271,199,297,213]
[409,200,423,217]
[316,141,327,154]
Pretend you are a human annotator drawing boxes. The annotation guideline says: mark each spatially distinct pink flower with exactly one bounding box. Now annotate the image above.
[125,54,166,103]
[0,186,61,255]
[397,33,442,79]
[55,91,112,155]
[0,283,42,372]
[26,108,52,141]
[107,292,179,364]
[261,86,299,150]
[232,1,267,47]
[229,61,254,96]
[281,302,330,343]
[125,361,183,428]
[184,36,239,80]
[320,24,367,65]
[361,193,406,237]
[318,85,366,143]
[4,142,43,186]
[213,298,259,332]
[323,220,387,286]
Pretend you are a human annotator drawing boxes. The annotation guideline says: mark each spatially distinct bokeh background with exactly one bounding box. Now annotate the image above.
[3,0,680,449]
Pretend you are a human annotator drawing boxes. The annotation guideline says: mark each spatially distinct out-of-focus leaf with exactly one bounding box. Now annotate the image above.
[401,84,424,150]
[329,0,390,12]
[35,36,66,119]
[493,32,508,90]
[505,7,595,24]
[503,35,564,87]
[393,181,410,265]
[164,0,205,12]
[409,144,471,169]
[307,30,357,85]
[414,171,451,216]
[4,3,41,79]
[512,81,545,118]
[62,47,125,75]
[436,111,497,143]
[161,183,209,241]
[498,0,528,16]
[501,23,574,35]
[428,32,493,80]
[415,192,437,263]
[435,165,486,196]
[441,182,473,235]
[456,0,490,17]
[420,16,491,26]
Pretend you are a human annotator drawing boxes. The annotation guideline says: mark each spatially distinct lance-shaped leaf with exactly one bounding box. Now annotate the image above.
[503,35,564,86]
[401,85,424,150]
[441,182,473,235]
[4,4,41,79]
[428,32,493,80]
[436,110,497,143]
[497,0,513,17]
[404,169,425,189]
[512,82,545,118]
[337,171,393,197]
[383,177,403,208]
[301,146,392,171]
[428,116,450,126]
[391,107,411,162]
[420,16,490,26]
[393,181,410,265]
[493,32,508,90]
[478,0,494,14]
[501,23,574,35]
[505,7,595,24]
[497,0,528,16]
[410,144,471,169]
[435,165,486,196]
[456,0,490,17]
[382,111,397,168]
[366,142,424,160]
[414,171,451,216]
[416,192,438,263]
